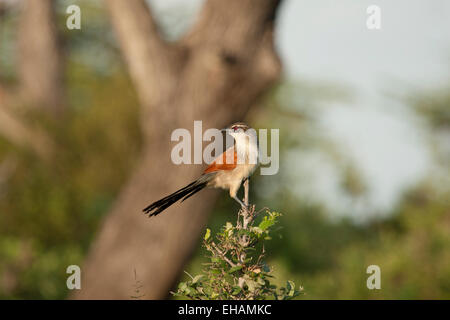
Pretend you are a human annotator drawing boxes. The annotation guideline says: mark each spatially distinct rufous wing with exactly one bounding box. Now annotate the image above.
[204,148,237,173]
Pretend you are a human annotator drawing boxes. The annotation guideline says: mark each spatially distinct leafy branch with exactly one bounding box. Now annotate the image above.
[173,180,303,300]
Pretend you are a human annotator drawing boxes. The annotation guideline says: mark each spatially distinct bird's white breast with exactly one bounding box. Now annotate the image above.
[209,132,259,197]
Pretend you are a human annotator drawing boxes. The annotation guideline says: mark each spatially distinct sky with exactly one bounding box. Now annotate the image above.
[275,0,450,219]
[149,0,450,220]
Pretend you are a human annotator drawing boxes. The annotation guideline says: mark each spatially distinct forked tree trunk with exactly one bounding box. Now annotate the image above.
[74,0,283,299]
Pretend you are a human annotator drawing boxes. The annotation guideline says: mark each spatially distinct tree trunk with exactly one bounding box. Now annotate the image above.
[73,0,283,299]
[17,0,65,115]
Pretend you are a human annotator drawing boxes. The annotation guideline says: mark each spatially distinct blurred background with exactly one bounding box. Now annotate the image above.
[0,0,449,299]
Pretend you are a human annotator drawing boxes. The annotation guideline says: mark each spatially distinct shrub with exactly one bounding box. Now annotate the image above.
[174,205,302,300]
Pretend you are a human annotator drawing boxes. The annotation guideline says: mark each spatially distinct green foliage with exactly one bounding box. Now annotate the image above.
[306,187,450,299]
[0,57,139,300]
[174,209,302,300]
[410,86,450,131]
[0,1,143,299]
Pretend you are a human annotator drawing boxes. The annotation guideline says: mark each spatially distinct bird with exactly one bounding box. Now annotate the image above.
[143,122,259,217]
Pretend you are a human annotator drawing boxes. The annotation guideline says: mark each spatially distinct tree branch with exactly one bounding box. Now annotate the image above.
[0,103,54,161]
[209,242,236,268]
[105,0,181,109]
[0,85,53,160]
[244,178,249,207]
[183,0,281,56]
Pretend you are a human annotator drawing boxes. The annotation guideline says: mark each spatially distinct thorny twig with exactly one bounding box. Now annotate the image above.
[130,268,145,299]
[209,241,236,268]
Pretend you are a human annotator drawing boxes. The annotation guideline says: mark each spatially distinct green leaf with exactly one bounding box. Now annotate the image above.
[258,217,276,231]
[287,280,295,296]
[192,275,204,284]
[257,277,266,285]
[251,226,263,234]
[232,286,242,295]
[246,279,257,292]
[228,265,243,274]
[204,228,211,241]
[178,282,187,291]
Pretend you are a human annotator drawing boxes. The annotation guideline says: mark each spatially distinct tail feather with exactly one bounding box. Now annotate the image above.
[181,183,207,202]
[143,180,207,217]
[144,181,196,211]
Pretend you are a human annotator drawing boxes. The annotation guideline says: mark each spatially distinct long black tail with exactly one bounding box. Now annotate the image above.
[143,179,208,217]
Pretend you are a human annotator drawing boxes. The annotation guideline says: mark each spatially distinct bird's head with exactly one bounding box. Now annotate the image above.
[225,122,250,138]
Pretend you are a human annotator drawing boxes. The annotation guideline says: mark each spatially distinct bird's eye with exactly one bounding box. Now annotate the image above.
[232,126,238,132]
